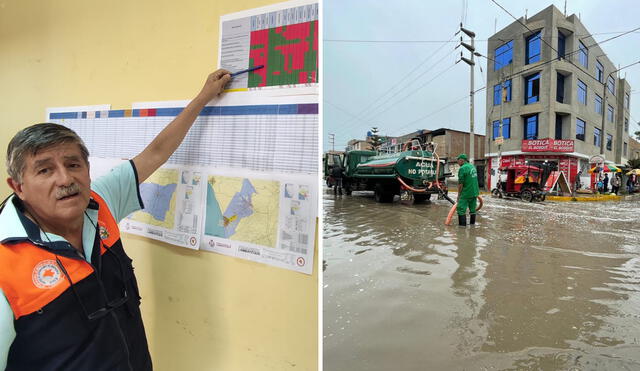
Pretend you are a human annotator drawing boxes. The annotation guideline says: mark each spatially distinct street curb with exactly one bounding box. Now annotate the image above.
[545,195,622,202]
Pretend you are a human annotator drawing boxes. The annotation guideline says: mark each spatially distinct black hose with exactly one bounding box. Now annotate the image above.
[439,190,455,205]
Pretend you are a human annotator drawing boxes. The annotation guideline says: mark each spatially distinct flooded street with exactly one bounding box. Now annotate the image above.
[323,190,640,370]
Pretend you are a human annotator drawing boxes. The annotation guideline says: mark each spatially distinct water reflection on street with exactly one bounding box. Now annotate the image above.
[323,190,640,370]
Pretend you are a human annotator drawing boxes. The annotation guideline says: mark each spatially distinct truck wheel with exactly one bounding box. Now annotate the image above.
[413,194,431,203]
[374,184,394,203]
[521,190,533,202]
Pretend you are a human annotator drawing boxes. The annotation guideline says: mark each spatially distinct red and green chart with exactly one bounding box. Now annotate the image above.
[248,20,318,88]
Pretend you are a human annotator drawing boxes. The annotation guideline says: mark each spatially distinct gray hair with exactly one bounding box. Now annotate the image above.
[6,123,89,183]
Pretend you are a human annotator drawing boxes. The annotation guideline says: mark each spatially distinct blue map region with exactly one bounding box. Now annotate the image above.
[205,179,257,238]
[205,183,225,237]
[139,183,177,221]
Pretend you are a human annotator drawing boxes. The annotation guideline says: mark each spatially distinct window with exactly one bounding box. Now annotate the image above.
[577,79,587,105]
[578,41,588,68]
[606,134,613,151]
[558,31,565,59]
[493,81,511,105]
[625,118,629,132]
[526,31,541,64]
[596,60,604,83]
[504,80,512,102]
[503,118,511,138]
[494,40,513,71]
[492,118,511,139]
[524,115,538,140]
[555,115,563,139]
[525,73,540,104]
[625,93,630,109]
[624,142,628,156]
[556,73,565,103]
[607,105,614,122]
[576,118,586,141]
[595,94,602,114]
[594,127,601,147]
[607,76,615,95]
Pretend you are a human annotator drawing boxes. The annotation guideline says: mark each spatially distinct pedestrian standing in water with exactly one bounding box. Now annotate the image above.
[603,173,609,193]
[611,173,620,195]
[456,154,479,226]
[330,164,344,195]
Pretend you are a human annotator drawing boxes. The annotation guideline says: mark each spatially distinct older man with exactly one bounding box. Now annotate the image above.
[0,69,230,370]
[456,153,479,226]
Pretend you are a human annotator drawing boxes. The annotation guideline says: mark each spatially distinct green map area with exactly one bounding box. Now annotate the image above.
[204,176,280,248]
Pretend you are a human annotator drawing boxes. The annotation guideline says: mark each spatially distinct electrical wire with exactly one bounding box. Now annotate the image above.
[356,49,458,124]
[330,33,458,136]
[390,86,487,136]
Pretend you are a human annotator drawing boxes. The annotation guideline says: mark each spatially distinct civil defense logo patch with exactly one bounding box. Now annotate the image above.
[99,225,109,240]
[32,260,62,289]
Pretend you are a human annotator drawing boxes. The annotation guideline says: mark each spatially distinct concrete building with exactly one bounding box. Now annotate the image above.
[629,137,640,161]
[485,5,633,190]
[346,139,373,151]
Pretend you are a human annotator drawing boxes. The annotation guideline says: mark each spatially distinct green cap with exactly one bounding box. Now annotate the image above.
[457,153,468,160]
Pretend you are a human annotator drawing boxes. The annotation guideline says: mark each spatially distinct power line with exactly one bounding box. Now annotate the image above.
[332,33,458,134]
[324,99,361,121]
[355,50,458,124]
[581,26,640,45]
[323,30,640,44]
[324,39,459,43]
[390,86,487,136]
[485,7,639,87]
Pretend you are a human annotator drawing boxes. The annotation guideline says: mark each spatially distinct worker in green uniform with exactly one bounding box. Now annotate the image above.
[456,154,479,226]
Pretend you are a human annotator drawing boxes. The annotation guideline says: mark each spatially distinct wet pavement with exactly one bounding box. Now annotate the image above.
[323,189,640,370]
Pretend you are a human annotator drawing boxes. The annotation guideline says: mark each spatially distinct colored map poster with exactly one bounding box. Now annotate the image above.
[219,2,318,91]
[131,168,179,229]
[205,175,280,248]
[248,20,318,87]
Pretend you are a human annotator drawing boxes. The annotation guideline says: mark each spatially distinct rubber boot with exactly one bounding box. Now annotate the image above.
[458,214,466,226]
[470,214,476,225]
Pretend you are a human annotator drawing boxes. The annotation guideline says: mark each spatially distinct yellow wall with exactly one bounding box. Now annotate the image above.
[0,1,318,370]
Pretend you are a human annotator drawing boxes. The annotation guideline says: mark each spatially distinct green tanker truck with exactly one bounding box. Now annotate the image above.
[333,139,449,203]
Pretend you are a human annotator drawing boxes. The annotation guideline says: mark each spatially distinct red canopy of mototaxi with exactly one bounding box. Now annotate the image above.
[498,165,543,173]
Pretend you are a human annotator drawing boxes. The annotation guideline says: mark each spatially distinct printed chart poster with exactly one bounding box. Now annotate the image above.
[123,166,203,249]
[49,93,318,274]
[220,0,318,91]
[202,173,316,274]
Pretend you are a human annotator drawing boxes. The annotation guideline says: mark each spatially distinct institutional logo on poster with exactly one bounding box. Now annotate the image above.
[32,260,62,289]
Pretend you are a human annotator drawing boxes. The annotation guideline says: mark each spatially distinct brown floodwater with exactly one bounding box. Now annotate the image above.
[323,190,640,370]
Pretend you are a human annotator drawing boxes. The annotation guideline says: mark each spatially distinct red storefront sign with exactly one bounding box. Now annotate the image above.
[522,138,574,152]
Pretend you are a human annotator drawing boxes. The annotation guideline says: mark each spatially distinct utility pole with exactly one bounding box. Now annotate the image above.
[498,68,504,167]
[459,24,476,164]
[329,133,335,152]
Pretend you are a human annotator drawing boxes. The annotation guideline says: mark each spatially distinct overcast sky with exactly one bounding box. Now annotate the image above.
[323,0,640,151]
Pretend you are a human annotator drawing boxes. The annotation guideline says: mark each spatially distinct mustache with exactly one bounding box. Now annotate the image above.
[56,183,81,199]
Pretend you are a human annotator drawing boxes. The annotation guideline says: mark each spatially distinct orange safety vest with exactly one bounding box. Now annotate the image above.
[0,191,151,370]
